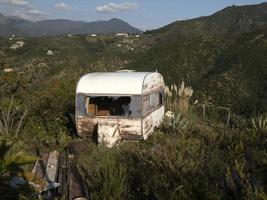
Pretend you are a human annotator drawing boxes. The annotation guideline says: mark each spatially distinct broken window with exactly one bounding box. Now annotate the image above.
[86,96,141,118]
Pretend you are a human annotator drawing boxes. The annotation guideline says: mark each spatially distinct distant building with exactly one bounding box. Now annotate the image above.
[135,35,140,38]
[3,68,14,73]
[90,34,97,37]
[16,41,24,46]
[47,50,54,56]
[66,34,73,38]
[10,41,25,50]
[9,34,15,41]
[116,33,129,37]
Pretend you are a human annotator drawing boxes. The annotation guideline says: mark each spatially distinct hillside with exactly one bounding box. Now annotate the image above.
[1,30,267,117]
[1,31,267,199]
[0,13,25,37]
[1,3,267,117]
[0,2,267,199]
[129,30,267,116]
[0,15,142,37]
[127,2,267,116]
[146,2,267,38]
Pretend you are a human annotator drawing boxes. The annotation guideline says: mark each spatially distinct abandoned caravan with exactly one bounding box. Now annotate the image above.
[75,71,165,147]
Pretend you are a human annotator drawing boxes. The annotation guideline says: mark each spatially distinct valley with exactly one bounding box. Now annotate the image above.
[0,2,267,200]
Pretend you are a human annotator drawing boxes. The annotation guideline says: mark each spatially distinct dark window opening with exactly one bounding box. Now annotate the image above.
[159,92,163,105]
[87,96,133,117]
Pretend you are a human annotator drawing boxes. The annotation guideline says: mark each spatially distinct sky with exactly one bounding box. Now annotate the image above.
[0,0,265,30]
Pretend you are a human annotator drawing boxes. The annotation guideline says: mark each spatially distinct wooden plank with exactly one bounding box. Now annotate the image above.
[45,151,59,183]
[68,162,86,200]
[57,155,63,195]
[32,152,49,179]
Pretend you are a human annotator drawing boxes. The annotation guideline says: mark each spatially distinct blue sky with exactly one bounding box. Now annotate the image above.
[0,0,265,30]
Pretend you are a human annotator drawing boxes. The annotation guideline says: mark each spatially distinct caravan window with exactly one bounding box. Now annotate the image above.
[86,96,141,118]
[76,94,86,116]
[149,91,164,108]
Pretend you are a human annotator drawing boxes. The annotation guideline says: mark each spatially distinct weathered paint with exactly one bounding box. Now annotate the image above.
[76,116,142,141]
[75,71,165,147]
[142,106,165,140]
[143,73,164,94]
[98,123,120,147]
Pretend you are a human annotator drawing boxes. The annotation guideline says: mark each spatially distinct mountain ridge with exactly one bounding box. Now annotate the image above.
[145,2,267,37]
[0,14,142,37]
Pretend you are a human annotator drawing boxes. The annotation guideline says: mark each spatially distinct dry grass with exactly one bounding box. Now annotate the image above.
[165,81,193,115]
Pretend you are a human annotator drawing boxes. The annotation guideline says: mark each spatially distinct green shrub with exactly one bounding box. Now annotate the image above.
[79,147,129,200]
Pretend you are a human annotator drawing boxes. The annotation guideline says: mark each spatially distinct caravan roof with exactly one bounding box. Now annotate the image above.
[76,72,155,95]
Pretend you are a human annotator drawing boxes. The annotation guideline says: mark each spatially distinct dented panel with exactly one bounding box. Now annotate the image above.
[76,116,142,140]
[98,123,120,147]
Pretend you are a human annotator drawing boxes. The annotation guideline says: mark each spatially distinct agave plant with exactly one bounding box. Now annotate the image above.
[0,140,37,182]
[168,113,188,132]
[251,115,267,132]
[0,96,28,136]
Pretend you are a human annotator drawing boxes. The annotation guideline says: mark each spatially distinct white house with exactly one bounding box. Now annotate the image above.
[46,50,54,56]
[9,34,15,41]
[3,68,14,73]
[75,71,165,147]
[10,41,25,50]
[66,34,73,38]
[116,33,129,37]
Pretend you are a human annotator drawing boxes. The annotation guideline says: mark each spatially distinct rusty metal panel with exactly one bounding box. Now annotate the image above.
[76,117,95,138]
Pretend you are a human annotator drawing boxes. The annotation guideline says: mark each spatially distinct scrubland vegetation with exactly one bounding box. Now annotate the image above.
[77,83,267,200]
[0,16,267,200]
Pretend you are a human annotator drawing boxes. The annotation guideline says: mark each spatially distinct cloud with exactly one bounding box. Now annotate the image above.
[0,0,28,6]
[54,2,74,11]
[1,0,50,21]
[96,2,137,13]
[15,8,51,21]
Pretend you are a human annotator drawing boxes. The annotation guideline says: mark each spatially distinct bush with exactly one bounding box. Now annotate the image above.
[79,147,129,200]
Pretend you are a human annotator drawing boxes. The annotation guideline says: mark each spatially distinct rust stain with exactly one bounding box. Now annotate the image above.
[77,116,141,140]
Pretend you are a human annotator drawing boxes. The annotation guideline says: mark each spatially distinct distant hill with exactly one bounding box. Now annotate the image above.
[130,2,267,116]
[0,13,25,37]
[0,15,142,37]
[146,2,267,37]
